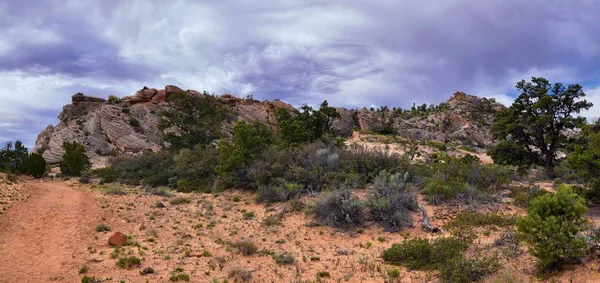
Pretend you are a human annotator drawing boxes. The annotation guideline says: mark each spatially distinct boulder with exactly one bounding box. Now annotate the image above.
[108,232,127,246]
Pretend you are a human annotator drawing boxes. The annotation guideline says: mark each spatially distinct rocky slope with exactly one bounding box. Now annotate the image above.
[35,87,504,166]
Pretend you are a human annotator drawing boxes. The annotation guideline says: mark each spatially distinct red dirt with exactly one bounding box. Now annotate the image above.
[0,179,104,282]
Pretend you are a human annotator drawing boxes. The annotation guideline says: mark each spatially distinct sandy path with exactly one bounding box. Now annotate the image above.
[0,179,103,282]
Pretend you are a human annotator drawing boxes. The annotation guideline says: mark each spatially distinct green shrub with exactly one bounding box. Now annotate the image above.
[233,241,258,256]
[257,181,303,203]
[81,276,98,283]
[314,189,363,228]
[116,256,142,268]
[316,271,331,278]
[92,167,119,183]
[25,153,46,178]
[444,211,516,230]
[421,157,511,204]
[217,120,273,188]
[368,171,417,231]
[272,253,295,264]
[95,223,110,232]
[107,95,121,104]
[438,256,500,283]
[59,141,90,176]
[112,150,174,187]
[508,185,550,208]
[517,185,589,270]
[103,185,127,195]
[169,273,190,282]
[263,214,283,226]
[382,236,469,269]
[172,145,218,192]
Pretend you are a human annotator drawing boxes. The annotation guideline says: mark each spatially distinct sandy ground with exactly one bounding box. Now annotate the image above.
[0,178,105,282]
[0,142,599,282]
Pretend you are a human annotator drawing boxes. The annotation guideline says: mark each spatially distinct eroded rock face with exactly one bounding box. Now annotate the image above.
[35,86,296,166]
[35,86,503,167]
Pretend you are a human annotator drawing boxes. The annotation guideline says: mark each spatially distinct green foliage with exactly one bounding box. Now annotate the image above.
[103,185,127,195]
[367,171,417,231]
[508,185,550,208]
[489,77,592,179]
[95,223,111,232]
[444,211,516,230]
[25,153,46,178]
[314,189,364,228]
[421,156,511,204]
[272,253,295,264]
[249,143,410,202]
[277,100,340,146]
[107,95,121,104]
[568,122,600,196]
[158,91,228,150]
[169,273,190,282]
[92,166,119,183]
[233,241,258,256]
[517,185,589,270]
[173,145,218,192]
[382,236,470,269]
[81,276,98,283]
[217,120,272,187]
[112,150,174,187]
[59,141,90,176]
[115,256,142,269]
[0,140,28,173]
[438,256,500,283]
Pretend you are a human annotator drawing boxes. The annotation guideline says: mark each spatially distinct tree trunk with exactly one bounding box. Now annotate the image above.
[545,154,556,179]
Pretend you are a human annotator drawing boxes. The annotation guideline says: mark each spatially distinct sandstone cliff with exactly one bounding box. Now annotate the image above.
[35,87,504,166]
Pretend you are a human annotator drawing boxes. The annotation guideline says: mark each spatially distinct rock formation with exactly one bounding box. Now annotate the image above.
[35,87,503,167]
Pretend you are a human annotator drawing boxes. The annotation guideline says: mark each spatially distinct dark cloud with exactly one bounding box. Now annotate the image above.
[1,0,600,147]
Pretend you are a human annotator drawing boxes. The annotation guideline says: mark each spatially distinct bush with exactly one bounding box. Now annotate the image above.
[508,185,550,208]
[217,120,272,188]
[25,153,46,178]
[113,150,174,187]
[438,256,500,283]
[382,236,470,269]
[257,181,304,203]
[367,171,417,231]
[173,145,218,192]
[107,95,121,104]
[103,185,127,195]
[60,141,91,176]
[169,273,190,282]
[95,223,111,232]
[444,211,516,230]
[314,189,363,228]
[228,268,252,282]
[92,167,119,183]
[233,241,258,256]
[517,185,589,270]
[272,253,295,264]
[79,171,92,184]
[81,276,98,283]
[116,256,142,269]
[421,157,511,204]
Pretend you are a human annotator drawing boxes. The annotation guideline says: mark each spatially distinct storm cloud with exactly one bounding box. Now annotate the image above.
[1,0,600,147]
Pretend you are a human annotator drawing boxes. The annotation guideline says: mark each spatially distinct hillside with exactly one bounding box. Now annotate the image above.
[34,87,504,166]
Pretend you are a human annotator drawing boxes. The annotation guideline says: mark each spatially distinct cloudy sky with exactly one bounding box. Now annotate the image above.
[1,0,600,147]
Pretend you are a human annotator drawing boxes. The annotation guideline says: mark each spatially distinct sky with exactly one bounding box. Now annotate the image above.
[1,0,600,148]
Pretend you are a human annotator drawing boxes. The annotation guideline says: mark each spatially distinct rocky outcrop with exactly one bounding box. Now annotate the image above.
[334,91,505,147]
[35,86,295,166]
[35,86,503,167]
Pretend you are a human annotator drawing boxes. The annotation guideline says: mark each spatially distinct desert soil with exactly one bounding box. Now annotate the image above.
[2,177,600,282]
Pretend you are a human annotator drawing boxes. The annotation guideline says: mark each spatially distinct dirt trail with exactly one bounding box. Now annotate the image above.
[0,179,103,282]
